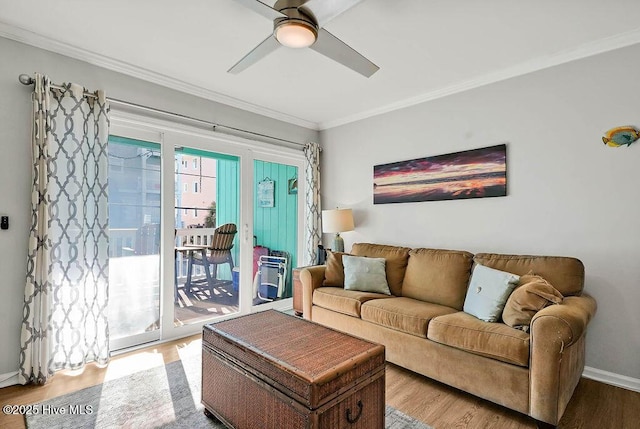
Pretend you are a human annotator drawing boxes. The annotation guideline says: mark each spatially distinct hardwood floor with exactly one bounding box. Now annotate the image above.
[1,336,638,429]
[386,363,640,428]
[0,335,199,429]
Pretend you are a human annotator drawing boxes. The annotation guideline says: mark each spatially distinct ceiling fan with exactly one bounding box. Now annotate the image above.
[229,0,379,77]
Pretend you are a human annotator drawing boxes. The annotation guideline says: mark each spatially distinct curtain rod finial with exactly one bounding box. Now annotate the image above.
[19,74,34,85]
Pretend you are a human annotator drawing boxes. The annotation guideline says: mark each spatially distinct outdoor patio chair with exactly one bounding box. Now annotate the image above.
[187,223,237,295]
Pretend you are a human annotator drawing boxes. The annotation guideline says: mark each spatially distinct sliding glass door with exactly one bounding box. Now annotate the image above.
[160,132,251,340]
[108,134,162,351]
[108,113,305,348]
[173,146,240,326]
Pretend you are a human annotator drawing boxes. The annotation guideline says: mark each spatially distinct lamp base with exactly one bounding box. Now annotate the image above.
[333,233,345,253]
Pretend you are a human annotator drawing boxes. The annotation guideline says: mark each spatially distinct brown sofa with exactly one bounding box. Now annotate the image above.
[300,243,597,427]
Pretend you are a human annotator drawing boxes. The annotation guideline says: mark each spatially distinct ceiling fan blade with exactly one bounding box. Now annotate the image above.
[300,0,364,27]
[233,0,285,21]
[228,34,281,74]
[309,28,379,77]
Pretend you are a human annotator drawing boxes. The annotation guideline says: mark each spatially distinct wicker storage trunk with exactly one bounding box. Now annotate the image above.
[202,310,385,429]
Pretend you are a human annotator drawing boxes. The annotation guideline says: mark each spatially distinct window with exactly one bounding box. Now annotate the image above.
[194,182,199,193]
[184,208,188,215]
[181,159,188,168]
[194,209,198,217]
[183,183,188,192]
[193,158,198,169]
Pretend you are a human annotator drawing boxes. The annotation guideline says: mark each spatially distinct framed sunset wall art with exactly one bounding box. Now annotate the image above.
[373,144,507,204]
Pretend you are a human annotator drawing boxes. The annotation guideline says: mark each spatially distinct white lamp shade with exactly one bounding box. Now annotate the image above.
[322,209,355,233]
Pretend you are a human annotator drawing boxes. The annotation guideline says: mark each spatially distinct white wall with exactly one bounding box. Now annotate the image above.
[320,43,640,380]
[0,36,318,378]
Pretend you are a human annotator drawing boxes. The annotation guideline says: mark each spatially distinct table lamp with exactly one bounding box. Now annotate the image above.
[321,208,355,252]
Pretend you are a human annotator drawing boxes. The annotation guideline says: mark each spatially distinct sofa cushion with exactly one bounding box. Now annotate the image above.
[312,287,389,317]
[402,248,474,310]
[323,251,351,287]
[474,253,584,296]
[428,312,530,367]
[463,264,520,322]
[361,297,458,338]
[502,273,564,332]
[343,255,392,295]
[351,243,411,296]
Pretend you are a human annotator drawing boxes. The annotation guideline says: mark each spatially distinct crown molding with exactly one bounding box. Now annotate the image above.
[318,28,640,130]
[4,19,640,133]
[0,20,320,131]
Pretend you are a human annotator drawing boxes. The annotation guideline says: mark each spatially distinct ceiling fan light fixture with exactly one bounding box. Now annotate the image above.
[275,21,317,48]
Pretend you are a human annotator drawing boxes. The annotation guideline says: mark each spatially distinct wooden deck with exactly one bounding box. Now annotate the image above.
[174,276,239,324]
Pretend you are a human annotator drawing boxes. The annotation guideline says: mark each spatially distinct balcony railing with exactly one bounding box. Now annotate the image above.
[110,228,138,257]
[110,226,228,282]
[176,227,216,247]
[175,228,217,281]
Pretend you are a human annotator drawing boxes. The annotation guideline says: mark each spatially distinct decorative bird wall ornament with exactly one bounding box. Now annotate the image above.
[602,126,640,148]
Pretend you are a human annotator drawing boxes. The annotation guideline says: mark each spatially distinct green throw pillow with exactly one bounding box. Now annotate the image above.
[342,255,391,295]
[463,264,520,322]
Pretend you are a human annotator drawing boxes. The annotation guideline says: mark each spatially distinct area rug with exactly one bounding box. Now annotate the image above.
[26,351,432,429]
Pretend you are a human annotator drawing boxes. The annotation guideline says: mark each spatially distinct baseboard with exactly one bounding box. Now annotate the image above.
[0,371,18,388]
[583,366,640,393]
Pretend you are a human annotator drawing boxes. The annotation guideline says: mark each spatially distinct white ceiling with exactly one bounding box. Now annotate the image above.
[2,0,640,130]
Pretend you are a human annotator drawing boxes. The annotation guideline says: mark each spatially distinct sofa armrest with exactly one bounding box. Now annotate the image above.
[531,293,597,348]
[529,293,597,424]
[300,265,327,320]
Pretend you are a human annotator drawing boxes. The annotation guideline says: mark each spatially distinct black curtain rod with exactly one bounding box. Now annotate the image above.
[18,74,308,150]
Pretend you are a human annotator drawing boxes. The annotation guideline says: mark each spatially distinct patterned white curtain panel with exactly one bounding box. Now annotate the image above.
[19,73,110,385]
[303,142,322,265]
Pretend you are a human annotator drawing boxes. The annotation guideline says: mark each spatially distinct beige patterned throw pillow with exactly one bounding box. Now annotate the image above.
[502,273,564,332]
